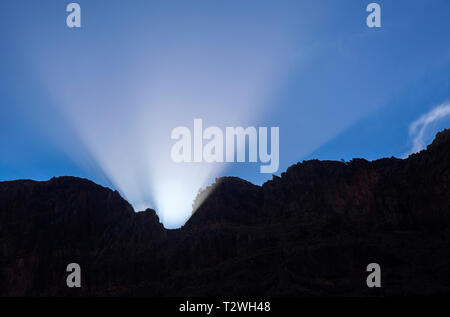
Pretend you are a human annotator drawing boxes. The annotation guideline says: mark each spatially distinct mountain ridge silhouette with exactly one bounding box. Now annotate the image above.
[0,129,449,296]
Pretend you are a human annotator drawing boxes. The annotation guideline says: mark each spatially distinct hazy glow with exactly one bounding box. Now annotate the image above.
[29,11,291,228]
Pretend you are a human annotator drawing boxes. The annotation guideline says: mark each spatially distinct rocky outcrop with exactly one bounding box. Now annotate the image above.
[0,129,449,296]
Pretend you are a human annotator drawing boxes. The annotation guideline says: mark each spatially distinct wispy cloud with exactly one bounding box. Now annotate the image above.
[405,102,450,156]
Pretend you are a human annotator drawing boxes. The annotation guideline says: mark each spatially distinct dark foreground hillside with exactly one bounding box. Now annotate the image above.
[1,129,449,296]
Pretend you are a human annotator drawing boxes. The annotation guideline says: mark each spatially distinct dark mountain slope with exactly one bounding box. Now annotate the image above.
[0,129,449,296]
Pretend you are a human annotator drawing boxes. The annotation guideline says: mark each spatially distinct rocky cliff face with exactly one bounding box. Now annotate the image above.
[1,129,449,296]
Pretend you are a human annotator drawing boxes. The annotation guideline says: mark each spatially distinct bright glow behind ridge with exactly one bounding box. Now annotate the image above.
[25,3,293,228]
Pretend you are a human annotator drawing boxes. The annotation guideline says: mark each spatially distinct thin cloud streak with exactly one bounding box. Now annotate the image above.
[406,102,450,156]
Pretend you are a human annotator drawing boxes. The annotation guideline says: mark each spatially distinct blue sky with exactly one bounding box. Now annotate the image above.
[1,0,449,227]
